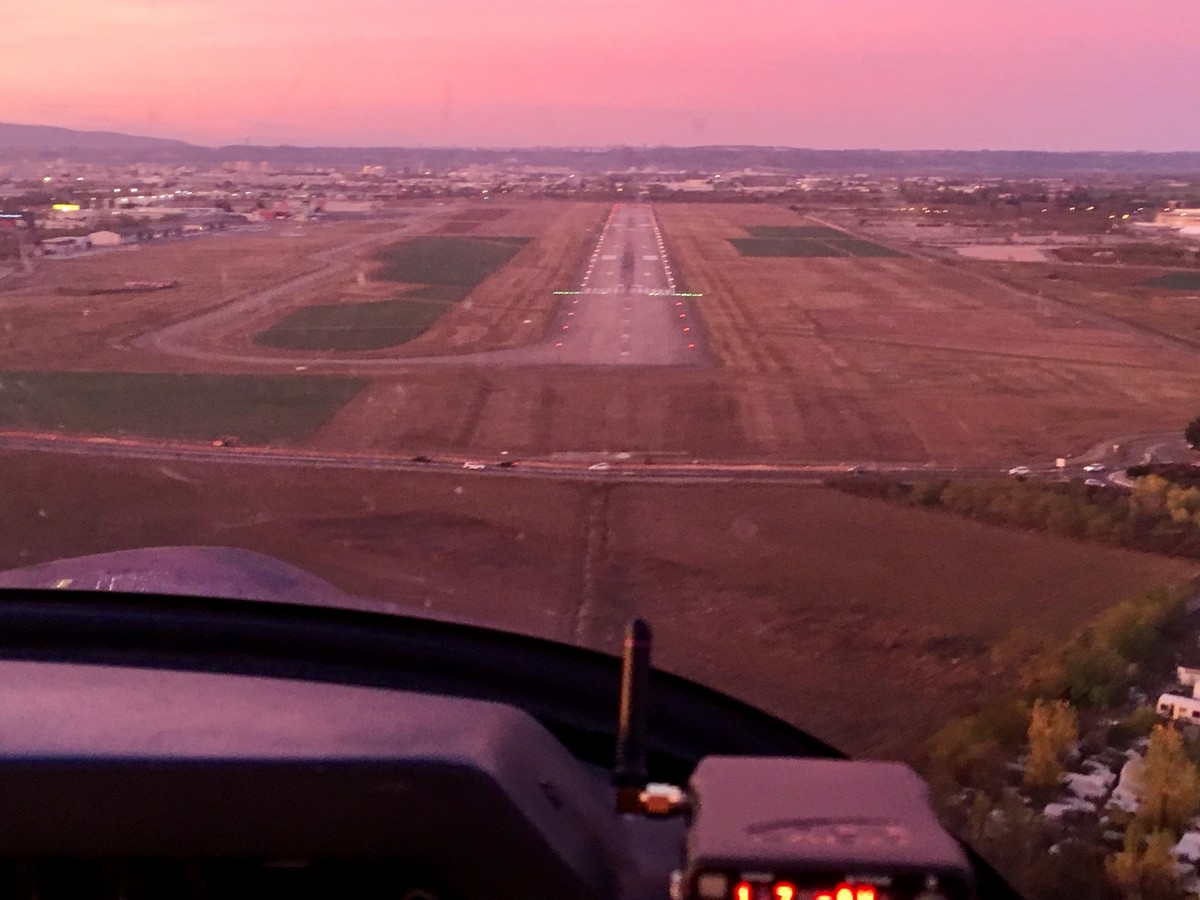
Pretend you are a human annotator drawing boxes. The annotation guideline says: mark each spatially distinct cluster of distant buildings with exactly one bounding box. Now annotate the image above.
[1146,207,1200,240]
[5,156,1199,264]
[37,219,237,256]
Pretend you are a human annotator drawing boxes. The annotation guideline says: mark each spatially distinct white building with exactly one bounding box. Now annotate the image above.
[1156,208,1200,227]
[1157,693,1200,722]
[40,235,90,255]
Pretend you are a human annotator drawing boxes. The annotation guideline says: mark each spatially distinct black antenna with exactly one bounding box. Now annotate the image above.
[614,618,651,812]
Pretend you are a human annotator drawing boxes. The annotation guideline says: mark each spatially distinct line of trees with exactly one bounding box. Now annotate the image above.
[922,585,1195,899]
[831,475,1200,559]
[1106,725,1200,899]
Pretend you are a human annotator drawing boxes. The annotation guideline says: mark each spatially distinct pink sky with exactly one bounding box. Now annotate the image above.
[4,0,1198,149]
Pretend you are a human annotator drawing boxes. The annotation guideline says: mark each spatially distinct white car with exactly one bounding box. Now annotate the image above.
[462,462,486,470]
[1008,466,1032,476]
[1083,463,1106,472]
[1085,478,1106,487]
[587,462,611,471]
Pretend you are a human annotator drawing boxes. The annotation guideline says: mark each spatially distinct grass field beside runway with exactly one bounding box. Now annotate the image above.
[731,226,899,258]
[371,235,531,285]
[253,288,468,351]
[254,234,535,351]
[0,371,366,444]
[822,236,902,257]
[728,237,847,257]
[746,225,848,239]
[656,201,1200,464]
[1143,271,1200,290]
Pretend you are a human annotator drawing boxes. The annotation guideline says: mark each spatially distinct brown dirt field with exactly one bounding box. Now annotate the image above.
[656,203,1200,464]
[844,204,1128,237]
[974,260,1200,349]
[0,451,1193,758]
[311,368,766,457]
[0,219,395,372]
[1052,244,1200,269]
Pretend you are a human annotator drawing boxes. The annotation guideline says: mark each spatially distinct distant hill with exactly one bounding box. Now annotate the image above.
[2,121,1199,176]
[0,122,198,154]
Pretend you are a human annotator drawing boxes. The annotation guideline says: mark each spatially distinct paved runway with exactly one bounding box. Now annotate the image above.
[534,203,703,366]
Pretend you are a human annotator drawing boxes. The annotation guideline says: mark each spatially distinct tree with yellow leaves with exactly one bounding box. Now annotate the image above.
[1023,699,1078,791]
[1133,724,1200,833]
[1106,827,1180,900]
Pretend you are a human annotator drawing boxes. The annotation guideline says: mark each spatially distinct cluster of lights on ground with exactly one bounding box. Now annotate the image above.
[733,882,877,900]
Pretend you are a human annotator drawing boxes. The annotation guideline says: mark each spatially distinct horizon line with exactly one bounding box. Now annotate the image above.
[3,121,1200,157]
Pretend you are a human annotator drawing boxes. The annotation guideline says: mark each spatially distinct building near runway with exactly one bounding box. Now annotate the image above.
[40,235,90,255]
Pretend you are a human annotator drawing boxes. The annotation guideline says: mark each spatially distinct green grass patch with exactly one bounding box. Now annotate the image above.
[371,235,529,285]
[403,284,473,302]
[823,237,902,258]
[1144,271,1200,291]
[728,237,847,257]
[452,207,511,222]
[746,225,848,239]
[254,297,451,351]
[0,372,365,445]
[732,230,899,258]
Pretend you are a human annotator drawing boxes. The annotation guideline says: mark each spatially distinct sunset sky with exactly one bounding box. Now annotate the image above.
[4,0,1198,149]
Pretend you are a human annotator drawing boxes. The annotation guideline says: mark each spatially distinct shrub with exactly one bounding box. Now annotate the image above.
[1093,588,1186,663]
[923,707,1027,793]
[1060,643,1130,707]
[1113,705,1166,743]
[1186,416,1200,449]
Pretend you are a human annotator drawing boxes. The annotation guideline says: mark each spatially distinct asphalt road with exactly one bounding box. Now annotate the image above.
[5,428,1185,487]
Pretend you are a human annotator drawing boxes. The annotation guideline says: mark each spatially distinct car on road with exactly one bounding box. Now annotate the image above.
[1007,466,1031,476]
[1085,478,1107,487]
[462,462,486,470]
[1083,463,1106,472]
[587,462,611,471]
